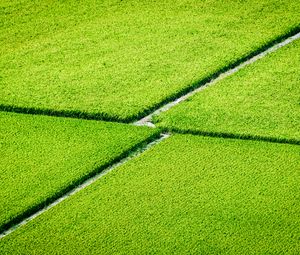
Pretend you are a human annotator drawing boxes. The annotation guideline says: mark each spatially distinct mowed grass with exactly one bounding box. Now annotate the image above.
[0,112,159,232]
[1,134,299,254]
[1,0,300,121]
[155,38,300,143]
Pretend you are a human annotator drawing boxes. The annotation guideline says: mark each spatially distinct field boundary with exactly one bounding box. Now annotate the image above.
[1,26,300,123]
[0,132,169,239]
[134,28,300,127]
[1,25,300,240]
[161,128,300,146]
[0,104,124,123]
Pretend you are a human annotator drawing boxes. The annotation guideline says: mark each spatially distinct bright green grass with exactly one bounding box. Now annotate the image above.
[0,112,158,232]
[1,134,299,254]
[155,38,300,143]
[1,0,299,121]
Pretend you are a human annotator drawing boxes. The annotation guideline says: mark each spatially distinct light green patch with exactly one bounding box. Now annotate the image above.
[156,38,300,143]
[0,112,159,231]
[1,0,299,120]
[1,134,299,254]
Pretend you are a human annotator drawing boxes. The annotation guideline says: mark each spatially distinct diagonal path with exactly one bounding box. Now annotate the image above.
[134,31,300,127]
[0,133,170,239]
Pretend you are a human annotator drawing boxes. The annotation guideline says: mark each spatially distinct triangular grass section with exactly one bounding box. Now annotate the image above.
[0,112,159,233]
[156,37,300,143]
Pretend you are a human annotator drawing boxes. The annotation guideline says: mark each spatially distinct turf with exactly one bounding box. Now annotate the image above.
[1,134,299,254]
[0,112,159,232]
[1,0,300,121]
[155,38,300,143]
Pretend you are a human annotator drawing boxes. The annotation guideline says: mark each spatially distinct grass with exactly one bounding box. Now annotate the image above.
[1,134,299,254]
[155,38,300,143]
[0,111,159,233]
[1,0,300,121]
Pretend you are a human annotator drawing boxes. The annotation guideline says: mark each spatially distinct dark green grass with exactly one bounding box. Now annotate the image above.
[155,38,300,143]
[0,112,159,232]
[1,134,299,254]
[1,0,299,121]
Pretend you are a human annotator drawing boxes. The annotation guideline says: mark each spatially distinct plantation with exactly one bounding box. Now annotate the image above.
[155,39,300,143]
[1,0,300,254]
[0,112,158,232]
[0,135,299,254]
[1,0,300,121]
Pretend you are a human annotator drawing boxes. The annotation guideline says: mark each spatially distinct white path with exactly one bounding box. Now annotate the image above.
[134,32,300,127]
[0,133,170,239]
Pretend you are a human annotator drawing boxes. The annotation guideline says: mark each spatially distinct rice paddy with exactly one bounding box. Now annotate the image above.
[0,112,158,232]
[155,38,300,143]
[0,135,299,254]
[1,0,299,121]
[1,0,299,254]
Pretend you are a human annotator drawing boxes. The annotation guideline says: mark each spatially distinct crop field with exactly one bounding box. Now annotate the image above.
[1,0,300,121]
[1,135,299,254]
[0,112,158,232]
[155,39,300,143]
[1,0,300,254]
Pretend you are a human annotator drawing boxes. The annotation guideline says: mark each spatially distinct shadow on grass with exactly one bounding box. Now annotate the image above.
[161,127,300,146]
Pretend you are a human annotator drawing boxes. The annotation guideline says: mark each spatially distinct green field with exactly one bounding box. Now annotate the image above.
[155,39,300,143]
[0,112,158,232]
[1,0,300,253]
[1,0,299,121]
[1,135,299,254]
